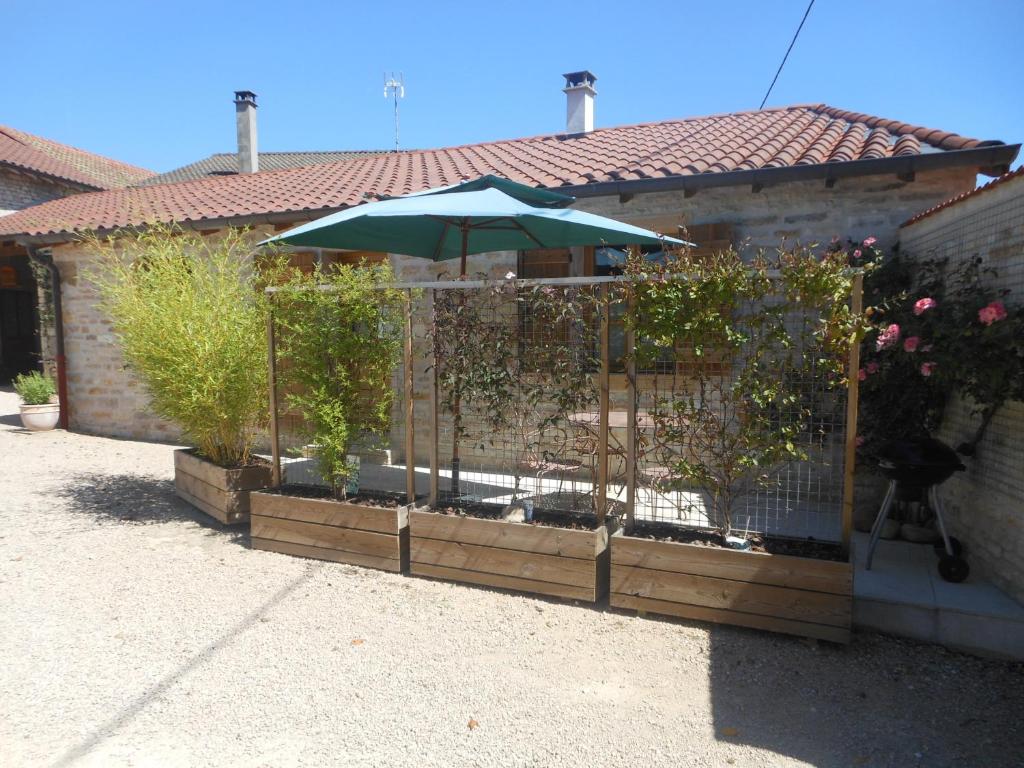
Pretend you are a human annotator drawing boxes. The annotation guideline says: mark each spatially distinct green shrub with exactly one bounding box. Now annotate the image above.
[14,371,56,406]
[87,224,285,466]
[622,243,861,537]
[273,262,404,497]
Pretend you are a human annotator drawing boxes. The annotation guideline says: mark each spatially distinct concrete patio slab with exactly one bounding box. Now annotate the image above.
[853,532,1024,659]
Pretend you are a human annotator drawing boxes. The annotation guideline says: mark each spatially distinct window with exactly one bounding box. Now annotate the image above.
[517,221,734,373]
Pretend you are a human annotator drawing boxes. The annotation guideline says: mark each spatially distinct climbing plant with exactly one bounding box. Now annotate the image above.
[622,244,862,538]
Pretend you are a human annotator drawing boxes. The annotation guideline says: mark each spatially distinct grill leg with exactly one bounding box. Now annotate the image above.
[866,480,897,571]
[929,485,955,557]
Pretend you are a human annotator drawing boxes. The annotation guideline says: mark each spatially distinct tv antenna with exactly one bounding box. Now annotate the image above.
[384,72,405,152]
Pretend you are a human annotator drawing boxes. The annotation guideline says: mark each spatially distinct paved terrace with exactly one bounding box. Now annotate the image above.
[1,389,1022,767]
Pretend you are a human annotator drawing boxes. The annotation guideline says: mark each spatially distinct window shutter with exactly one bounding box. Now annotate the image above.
[519,248,571,278]
[684,223,734,256]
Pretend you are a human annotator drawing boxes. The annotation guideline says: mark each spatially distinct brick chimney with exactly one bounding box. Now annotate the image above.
[234,90,259,173]
[562,71,596,134]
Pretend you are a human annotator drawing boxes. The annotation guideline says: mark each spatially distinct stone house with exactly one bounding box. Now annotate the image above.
[0,76,1018,443]
[0,125,153,380]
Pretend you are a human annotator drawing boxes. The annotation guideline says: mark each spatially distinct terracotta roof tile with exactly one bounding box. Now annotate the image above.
[0,125,154,189]
[901,166,1024,227]
[0,104,1011,239]
[139,150,388,186]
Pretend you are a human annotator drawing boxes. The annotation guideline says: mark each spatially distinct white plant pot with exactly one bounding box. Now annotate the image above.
[19,403,60,432]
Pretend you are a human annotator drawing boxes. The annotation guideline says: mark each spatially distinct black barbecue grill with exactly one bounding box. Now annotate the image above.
[866,438,970,582]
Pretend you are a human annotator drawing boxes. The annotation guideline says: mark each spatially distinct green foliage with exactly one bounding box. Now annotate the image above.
[623,244,859,536]
[855,242,1024,459]
[87,224,284,467]
[14,371,56,405]
[273,262,404,497]
[430,277,603,500]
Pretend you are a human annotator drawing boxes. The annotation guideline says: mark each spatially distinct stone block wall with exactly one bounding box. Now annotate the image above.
[573,167,976,253]
[0,168,83,212]
[899,172,1024,604]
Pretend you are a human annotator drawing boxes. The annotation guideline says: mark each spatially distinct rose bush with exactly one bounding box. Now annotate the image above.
[845,239,1024,460]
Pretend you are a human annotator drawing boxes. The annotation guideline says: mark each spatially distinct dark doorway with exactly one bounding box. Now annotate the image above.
[0,250,42,384]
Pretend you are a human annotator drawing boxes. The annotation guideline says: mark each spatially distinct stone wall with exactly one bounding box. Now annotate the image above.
[0,168,83,212]
[48,167,976,449]
[572,167,976,253]
[899,172,1024,604]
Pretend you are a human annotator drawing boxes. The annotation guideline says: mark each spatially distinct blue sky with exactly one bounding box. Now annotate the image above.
[3,0,1022,175]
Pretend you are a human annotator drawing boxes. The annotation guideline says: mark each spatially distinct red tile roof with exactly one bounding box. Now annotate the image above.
[0,104,1012,239]
[0,125,155,190]
[901,165,1024,227]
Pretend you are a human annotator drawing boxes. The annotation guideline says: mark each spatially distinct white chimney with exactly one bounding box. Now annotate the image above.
[234,90,259,173]
[562,71,597,134]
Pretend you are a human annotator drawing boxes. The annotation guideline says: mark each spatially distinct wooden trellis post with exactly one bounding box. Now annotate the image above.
[266,295,282,488]
[596,285,610,524]
[403,289,416,504]
[428,288,440,507]
[625,291,637,533]
[841,272,864,556]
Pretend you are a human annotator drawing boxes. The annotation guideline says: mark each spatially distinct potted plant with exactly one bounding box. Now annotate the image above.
[608,244,861,642]
[13,371,59,431]
[410,277,616,602]
[89,224,282,524]
[249,262,415,572]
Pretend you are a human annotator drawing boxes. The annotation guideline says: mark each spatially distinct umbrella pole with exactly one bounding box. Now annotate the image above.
[450,223,469,498]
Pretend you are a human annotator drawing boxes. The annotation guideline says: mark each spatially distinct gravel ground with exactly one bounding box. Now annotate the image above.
[1,389,1022,768]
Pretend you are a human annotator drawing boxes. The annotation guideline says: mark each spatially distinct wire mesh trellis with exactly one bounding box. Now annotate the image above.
[631,293,851,542]
[427,279,614,519]
[266,273,859,544]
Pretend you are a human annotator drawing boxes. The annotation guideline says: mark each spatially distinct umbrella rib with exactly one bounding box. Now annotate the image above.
[432,220,452,262]
[509,219,546,248]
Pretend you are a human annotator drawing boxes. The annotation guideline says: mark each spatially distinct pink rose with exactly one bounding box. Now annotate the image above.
[866,361,880,374]
[858,368,867,381]
[853,249,862,259]
[863,237,877,247]
[913,297,937,316]
[920,362,937,377]
[978,301,1007,325]
[903,336,920,352]
[855,436,865,447]
[876,323,901,351]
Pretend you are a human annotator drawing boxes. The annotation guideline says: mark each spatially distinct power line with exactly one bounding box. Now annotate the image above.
[759,0,816,110]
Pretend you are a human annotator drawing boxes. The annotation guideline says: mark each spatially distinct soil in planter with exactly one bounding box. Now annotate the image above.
[185,448,271,471]
[264,484,408,509]
[628,522,845,562]
[433,500,613,531]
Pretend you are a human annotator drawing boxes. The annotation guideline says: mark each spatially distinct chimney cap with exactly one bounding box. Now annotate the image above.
[234,90,258,105]
[562,71,597,90]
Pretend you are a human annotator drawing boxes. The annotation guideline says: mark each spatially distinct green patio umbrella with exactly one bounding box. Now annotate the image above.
[261,176,685,274]
[261,176,688,498]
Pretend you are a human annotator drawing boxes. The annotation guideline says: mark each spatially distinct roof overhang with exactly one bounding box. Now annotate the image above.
[557,143,1021,199]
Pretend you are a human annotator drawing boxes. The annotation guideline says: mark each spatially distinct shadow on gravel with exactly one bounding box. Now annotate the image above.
[706,625,1024,766]
[51,563,321,768]
[0,411,25,428]
[52,471,249,543]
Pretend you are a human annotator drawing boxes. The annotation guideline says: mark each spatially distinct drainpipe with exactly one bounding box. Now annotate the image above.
[26,246,69,430]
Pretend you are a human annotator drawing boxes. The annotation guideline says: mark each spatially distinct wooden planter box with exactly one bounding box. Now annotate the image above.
[610,532,853,643]
[249,492,412,573]
[173,449,271,525]
[409,510,615,602]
